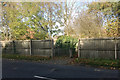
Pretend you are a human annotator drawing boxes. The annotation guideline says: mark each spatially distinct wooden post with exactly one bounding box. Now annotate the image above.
[69,39,73,58]
[57,47,60,56]
[13,40,16,54]
[78,39,80,58]
[30,40,32,56]
[51,39,54,57]
[69,48,72,58]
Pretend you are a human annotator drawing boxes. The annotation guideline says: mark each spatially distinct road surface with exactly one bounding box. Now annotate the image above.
[2,59,120,79]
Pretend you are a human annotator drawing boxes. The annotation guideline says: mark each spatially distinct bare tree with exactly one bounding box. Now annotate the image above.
[63,1,93,37]
[64,0,84,36]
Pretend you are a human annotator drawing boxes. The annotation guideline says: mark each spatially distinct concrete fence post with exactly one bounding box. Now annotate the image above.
[30,40,32,56]
[114,39,117,60]
[78,39,80,58]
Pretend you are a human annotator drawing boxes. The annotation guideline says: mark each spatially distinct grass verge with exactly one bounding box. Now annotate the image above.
[70,58,120,70]
[2,54,51,61]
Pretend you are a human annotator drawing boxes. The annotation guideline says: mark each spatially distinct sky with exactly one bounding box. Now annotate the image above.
[1,0,119,2]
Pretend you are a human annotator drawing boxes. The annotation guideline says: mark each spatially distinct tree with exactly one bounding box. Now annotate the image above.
[63,0,82,36]
[43,2,65,38]
[1,2,65,40]
[2,2,43,40]
[87,1,120,37]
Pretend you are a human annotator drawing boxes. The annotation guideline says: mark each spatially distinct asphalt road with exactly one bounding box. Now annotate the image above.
[2,59,120,79]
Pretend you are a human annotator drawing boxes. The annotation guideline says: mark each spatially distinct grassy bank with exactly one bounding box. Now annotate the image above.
[2,54,51,61]
[70,58,120,69]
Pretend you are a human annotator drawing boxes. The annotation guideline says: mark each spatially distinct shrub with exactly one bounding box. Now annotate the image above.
[55,35,78,54]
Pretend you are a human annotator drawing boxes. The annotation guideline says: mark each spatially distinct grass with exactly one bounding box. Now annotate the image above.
[70,58,120,69]
[2,54,51,61]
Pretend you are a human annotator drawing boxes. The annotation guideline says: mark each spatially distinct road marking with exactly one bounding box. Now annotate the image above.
[34,75,56,80]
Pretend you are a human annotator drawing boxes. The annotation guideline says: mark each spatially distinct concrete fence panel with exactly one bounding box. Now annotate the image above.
[78,38,120,59]
[80,39,115,51]
[14,40,30,49]
[14,40,30,55]
[1,40,54,57]
[32,40,52,49]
